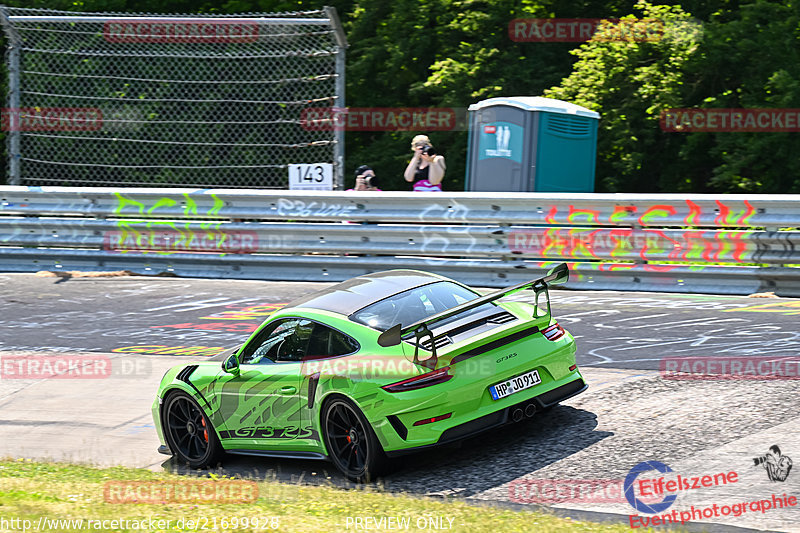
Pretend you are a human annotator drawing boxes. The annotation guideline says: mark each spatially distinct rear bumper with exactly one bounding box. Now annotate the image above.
[385,377,587,457]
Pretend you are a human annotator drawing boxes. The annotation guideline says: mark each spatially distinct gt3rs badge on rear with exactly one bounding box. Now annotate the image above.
[497,352,518,364]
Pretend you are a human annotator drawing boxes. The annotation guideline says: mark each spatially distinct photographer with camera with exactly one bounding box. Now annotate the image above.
[351,165,381,191]
[404,134,446,192]
[754,445,793,482]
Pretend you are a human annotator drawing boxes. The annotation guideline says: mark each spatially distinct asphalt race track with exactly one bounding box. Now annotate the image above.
[1,273,798,532]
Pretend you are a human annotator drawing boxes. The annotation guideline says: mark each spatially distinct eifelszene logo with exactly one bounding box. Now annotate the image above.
[625,461,678,514]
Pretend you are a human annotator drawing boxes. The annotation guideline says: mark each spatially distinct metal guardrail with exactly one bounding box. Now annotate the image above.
[1,186,800,296]
[3,187,800,226]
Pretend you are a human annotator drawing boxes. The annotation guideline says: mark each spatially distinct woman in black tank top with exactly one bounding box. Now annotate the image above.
[404,134,446,191]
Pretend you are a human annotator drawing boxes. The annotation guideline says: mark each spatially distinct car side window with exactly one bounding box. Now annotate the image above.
[277,319,314,362]
[305,323,360,361]
[239,318,300,365]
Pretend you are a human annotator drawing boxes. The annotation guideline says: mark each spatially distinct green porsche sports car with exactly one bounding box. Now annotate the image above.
[152,263,586,481]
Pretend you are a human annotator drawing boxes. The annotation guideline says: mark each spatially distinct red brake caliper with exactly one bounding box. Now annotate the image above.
[201,417,209,443]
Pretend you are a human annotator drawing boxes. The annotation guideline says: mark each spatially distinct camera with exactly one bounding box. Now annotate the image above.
[421,145,436,156]
[753,455,768,466]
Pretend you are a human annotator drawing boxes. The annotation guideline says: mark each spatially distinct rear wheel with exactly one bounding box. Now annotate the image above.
[163,391,223,469]
[322,397,389,482]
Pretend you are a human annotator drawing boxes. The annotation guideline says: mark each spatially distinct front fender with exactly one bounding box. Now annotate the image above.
[153,363,229,446]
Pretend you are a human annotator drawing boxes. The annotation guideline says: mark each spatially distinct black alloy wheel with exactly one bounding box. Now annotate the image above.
[164,391,222,469]
[322,398,389,482]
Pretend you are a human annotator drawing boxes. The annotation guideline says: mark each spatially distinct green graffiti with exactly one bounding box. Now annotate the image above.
[638,205,677,226]
[110,193,238,257]
[609,206,635,225]
[113,192,146,216]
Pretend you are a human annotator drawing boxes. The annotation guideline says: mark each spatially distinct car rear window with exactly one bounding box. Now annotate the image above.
[350,281,493,331]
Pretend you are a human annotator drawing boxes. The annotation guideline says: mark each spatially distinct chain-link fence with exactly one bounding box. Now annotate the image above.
[0,7,346,188]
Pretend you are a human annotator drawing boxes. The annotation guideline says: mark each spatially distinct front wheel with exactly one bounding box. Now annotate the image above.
[163,391,223,469]
[322,397,389,482]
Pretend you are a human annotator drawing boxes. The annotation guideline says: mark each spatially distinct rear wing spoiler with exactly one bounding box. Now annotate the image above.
[377,263,569,368]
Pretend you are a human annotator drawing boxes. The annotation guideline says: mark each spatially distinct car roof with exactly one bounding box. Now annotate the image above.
[284,270,448,316]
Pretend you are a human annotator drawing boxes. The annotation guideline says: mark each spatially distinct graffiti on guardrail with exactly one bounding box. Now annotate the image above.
[276,198,356,218]
[418,200,479,260]
[109,192,236,255]
[541,199,758,227]
[107,195,356,255]
[508,228,799,264]
[509,228,751,262]
[0,188,788,228]
[527,260,717,280]
[536,199,758,227]
[113,192,226,219]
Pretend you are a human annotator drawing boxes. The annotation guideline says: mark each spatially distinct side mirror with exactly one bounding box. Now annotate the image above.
[544,263,569,285]
[377,323,402,347]
[222,354,240,376]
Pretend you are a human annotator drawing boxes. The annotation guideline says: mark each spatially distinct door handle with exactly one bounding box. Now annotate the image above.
[280,386,297,395]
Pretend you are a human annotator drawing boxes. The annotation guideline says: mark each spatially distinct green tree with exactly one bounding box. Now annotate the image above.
[344,0,639,191]
[545,1,703,192]
[546,0,800,194]
[692,0,800,193]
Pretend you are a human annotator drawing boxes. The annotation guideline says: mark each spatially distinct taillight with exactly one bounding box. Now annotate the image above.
[542,322,566,341]
[413,413,452,426]
[381,366,453,393]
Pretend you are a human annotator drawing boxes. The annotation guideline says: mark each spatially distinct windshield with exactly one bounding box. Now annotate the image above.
[350,281,494,331]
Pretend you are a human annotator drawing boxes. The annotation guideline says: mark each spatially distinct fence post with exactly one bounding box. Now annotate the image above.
[334,47,346,190]
[0,7,21,185]
[326,6,348,191]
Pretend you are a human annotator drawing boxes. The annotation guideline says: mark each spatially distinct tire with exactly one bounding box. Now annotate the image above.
[163,391,223,469]
[322,397,390,483]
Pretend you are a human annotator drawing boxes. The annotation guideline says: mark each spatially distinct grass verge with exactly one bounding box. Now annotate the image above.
[0,459,664,532]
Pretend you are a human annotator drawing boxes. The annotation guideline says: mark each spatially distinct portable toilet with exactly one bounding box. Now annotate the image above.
[465,96,599,192]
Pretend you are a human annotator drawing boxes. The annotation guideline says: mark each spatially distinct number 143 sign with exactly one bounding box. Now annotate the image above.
[288,163,333,190]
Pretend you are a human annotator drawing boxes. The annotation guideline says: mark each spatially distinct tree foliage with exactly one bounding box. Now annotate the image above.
[546,0,800,193]
[1,0,798,193]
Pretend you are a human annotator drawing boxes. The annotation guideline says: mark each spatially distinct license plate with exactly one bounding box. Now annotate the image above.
[489,370,541,401]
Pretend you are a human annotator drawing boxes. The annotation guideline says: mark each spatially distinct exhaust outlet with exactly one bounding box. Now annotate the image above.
[512,408,524,422]
[524,403,536,418]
